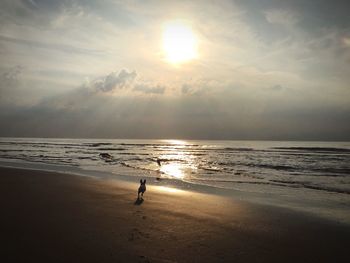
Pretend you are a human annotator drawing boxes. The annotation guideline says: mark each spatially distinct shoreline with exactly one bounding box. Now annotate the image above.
[1,166,350,262]
[1,159,350,225]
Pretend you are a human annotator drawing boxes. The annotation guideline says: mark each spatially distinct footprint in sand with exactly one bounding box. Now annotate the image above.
[139,255,151,263]
[132,210,147,220]
[128,228,150,241]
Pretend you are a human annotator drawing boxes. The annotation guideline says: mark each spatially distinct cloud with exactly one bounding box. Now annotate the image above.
[181,84,191,94]
[133,84,166,94]
[264,9,300,27]
[27,0,38,8]
[266,84,283,91]
[87,69,137,93]
[0,1,350,140]
[0,65,23,104]
[0,35,104,56]
[1,65,23,81]
[1,86,349,140]
[0,65,349,140]
[80,69,166,95]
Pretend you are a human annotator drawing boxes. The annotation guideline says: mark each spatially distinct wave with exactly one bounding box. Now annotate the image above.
[64,150,99,154]
[119,143,194,147]
[117,152,149,156]
[272,147,350,153]
[154,158,187,163]
[249,163,297,171]
[193,178,350,195]
[192,178,292,188]
[96,147,126,151]
[310,167,350,175]
[89,143,113,147]
[0,149,48,153]
[271,179,350,194]
[0,142,88,150]
[0,154,79,166]
[198,165,222,172]
[223,147,254,151]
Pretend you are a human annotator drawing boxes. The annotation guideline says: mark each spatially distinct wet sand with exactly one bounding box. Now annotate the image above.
[0,167,349,263]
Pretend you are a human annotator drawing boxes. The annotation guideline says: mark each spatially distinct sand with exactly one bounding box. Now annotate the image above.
[0,167,349,263]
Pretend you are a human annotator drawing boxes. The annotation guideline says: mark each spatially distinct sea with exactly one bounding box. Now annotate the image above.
[1,138,349,223]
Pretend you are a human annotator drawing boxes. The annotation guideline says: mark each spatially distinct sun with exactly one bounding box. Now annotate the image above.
[162,20,198,64]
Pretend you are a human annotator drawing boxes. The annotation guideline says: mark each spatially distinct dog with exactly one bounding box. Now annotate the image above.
[138,179,146,199]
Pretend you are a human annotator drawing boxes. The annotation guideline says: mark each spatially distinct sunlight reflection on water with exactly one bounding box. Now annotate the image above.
[161,139,187,145]
[160,163,185,179]
[158,141,198,180]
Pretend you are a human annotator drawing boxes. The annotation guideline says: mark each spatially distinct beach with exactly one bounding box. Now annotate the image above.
[0,167,349,263]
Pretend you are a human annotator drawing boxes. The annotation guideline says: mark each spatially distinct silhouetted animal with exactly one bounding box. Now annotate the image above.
[138,179,146,199]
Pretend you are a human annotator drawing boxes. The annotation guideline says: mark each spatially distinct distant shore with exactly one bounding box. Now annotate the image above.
[1,167,349,262]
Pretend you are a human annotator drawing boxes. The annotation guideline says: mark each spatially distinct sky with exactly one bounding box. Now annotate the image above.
[0,0,350,140]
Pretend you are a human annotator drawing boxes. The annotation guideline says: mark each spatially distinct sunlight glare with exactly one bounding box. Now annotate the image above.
[157,186,183,194]
[160,163,185,179]
[162,20,198,64]
[162,139,187,145]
